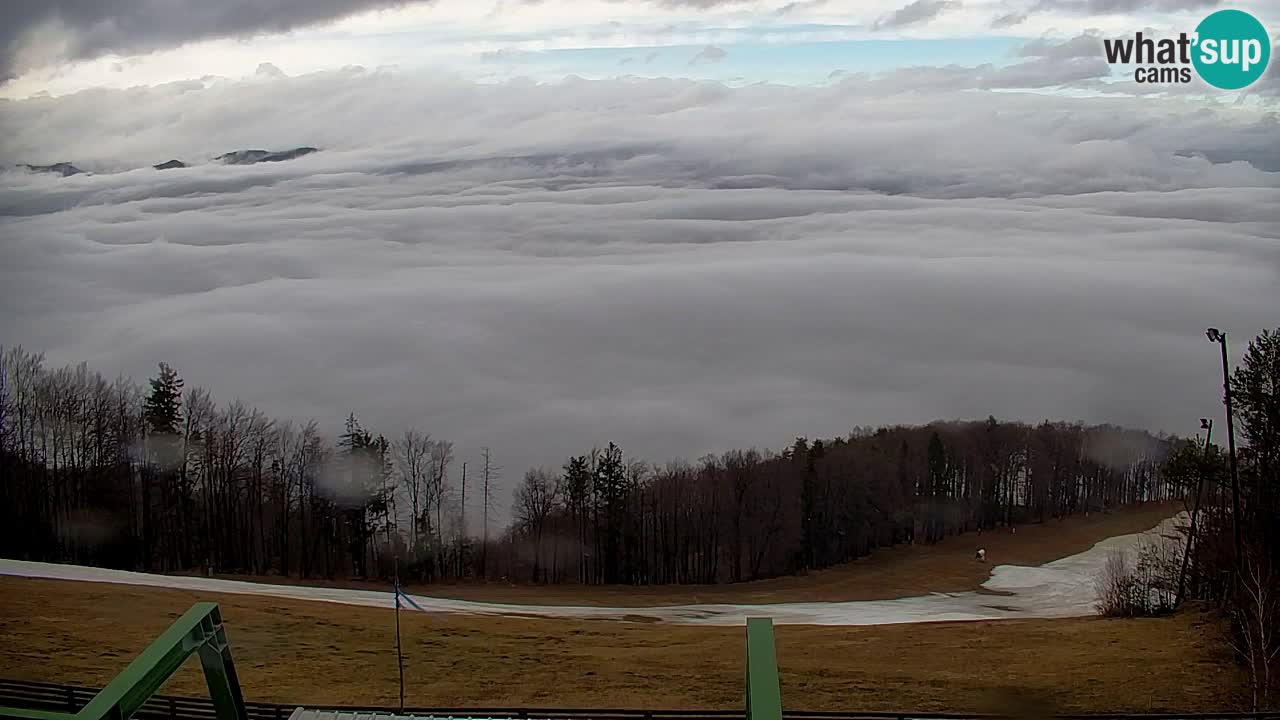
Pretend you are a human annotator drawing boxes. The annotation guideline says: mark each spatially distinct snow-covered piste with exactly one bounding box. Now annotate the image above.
[0,515,1184,626]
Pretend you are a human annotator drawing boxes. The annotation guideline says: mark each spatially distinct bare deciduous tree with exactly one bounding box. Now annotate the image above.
[1228,551,1280,711]
[514,467,561,583]
[395,428,432,563]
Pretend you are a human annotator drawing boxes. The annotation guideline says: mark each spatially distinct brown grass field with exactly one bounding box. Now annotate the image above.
[1,502,1242,713]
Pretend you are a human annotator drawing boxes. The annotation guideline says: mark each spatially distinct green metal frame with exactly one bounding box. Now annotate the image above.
[745,618,783,720]
[2,601,779,720]
[0,603,246,720]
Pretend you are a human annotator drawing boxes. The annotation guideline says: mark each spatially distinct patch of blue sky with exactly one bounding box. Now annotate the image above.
[472,37,1031,86]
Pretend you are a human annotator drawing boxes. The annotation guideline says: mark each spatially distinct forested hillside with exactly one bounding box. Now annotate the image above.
[0,345,1173,586]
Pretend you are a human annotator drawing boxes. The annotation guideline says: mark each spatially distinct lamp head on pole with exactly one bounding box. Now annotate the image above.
[1206,327,1223,343]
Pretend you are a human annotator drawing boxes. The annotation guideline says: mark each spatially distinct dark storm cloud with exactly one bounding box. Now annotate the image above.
[873,0,959,30]
[0,0,425,81]
[2,72,1278,504]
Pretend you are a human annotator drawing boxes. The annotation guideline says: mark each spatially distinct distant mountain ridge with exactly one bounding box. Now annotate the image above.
[12,147,319,178]
[214,147,318,165]
[17,163,83,177]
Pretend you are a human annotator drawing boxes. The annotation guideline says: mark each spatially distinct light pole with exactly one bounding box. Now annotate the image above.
[1206,327,1242,570]
[1175,418,1212,608]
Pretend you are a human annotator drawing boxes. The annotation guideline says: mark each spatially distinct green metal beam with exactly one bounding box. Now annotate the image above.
[745,618,783,720]
[195,611,248,720]
[0,603,246,720]
[5,602,776,720]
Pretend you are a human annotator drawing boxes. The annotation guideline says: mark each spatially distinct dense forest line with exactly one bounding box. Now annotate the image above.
[0,345,1174,586]
[1092,328,1279,709]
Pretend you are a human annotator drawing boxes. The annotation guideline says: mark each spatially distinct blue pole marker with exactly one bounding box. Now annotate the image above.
[396,584,426,612]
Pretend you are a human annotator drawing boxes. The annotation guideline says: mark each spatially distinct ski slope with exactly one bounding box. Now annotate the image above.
[0,515,1183,626]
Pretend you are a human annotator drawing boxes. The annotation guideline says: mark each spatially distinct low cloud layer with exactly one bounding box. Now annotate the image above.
[2,72,1278,495]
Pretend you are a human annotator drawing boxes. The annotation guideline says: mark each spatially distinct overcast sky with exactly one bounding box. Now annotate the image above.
[1,1,1278,507]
